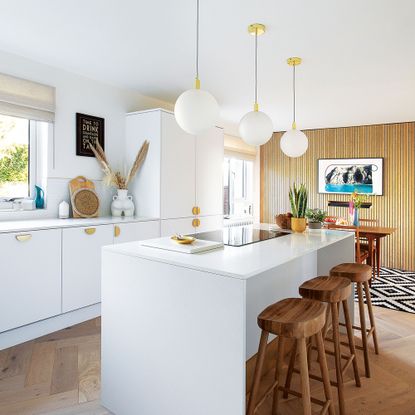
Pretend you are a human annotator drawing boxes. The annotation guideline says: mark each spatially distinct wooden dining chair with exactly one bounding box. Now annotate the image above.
[359,219,380,281]
[327,224,369,264]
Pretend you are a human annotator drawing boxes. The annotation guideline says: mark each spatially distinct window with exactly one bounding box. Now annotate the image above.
[0,114,49,204]
[0,114,30,199]
[0,72,55,208]
[223,157,254,217]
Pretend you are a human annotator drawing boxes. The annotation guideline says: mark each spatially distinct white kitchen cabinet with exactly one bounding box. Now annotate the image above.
[160,112,196,219]
[126,109,223,221]
[0,229,61,332]
[62,224,113,313]
[125,110,161,218]
[196,129,224,216]
[160,217,196,237]
[114,220,160,243]
[196,215,224,233]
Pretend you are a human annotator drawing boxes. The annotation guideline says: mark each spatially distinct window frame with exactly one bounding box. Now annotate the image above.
[223,156,254,218]
[0,115,45,203]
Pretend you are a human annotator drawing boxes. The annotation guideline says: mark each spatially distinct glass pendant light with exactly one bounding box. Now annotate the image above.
[239,23,273,146]
[174,0,219,135]
[280,57,308,157]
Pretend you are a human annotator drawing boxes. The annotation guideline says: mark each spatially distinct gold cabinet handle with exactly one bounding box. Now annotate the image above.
[114,225,120,238]
[192,206,201,215]
[84,228,96,235]
[16,234,32,242]
[192,218,200,228]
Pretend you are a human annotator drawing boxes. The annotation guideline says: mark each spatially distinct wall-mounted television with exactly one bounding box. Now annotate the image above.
[318,158,383,195]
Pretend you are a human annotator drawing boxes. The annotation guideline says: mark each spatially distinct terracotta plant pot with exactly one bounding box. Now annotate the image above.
[291,217,307,233]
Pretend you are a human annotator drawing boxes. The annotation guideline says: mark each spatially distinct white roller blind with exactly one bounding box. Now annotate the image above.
[0,73,55,122]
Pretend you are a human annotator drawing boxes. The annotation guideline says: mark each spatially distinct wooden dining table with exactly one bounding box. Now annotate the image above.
[357,226,397,279]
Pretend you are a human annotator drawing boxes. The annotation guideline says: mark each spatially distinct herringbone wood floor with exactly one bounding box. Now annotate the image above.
[1,306,415,414]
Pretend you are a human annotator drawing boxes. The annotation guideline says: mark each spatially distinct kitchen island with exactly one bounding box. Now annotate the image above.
[101,227,354,415]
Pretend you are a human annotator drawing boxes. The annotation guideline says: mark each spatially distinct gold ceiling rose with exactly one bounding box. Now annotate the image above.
[287,57,302,66]
[248,23,266,36]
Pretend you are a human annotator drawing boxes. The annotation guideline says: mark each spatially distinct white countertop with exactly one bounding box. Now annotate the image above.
[104,227,354,280]
[0,216,159,233]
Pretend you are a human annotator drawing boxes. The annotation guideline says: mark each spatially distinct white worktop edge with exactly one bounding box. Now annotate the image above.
[103,230,354,280]
[0,216,160,234]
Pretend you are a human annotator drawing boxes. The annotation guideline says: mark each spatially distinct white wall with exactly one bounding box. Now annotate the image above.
[0,50,173,219]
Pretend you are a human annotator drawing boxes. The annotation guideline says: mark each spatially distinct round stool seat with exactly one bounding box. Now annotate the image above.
[299,276,351,303]
[330,263,372,282]
[258,297,326,339]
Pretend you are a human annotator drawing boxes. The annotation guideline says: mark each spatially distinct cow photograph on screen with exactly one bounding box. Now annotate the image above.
[318,158,383,195]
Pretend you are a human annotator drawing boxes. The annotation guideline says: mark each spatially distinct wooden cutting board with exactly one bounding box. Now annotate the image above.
[69,176,100,218]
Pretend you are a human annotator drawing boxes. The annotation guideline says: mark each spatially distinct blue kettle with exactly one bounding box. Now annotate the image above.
[35,185,45,209]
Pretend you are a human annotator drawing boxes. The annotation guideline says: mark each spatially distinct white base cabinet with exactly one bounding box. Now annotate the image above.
[114,221,160,244]
[160,215,224,237]
[0,229,61,332]
[0,218,161,349]
[196,215,224,233]
[160,217,196,237]
[62,224,114,313]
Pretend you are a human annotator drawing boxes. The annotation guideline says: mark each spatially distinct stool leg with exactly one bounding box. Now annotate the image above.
[283,339,297,399]
[315,330,335,415]
[364,280,379,355]
[298,337,312,415]
[357,282,371,378]
[342,299,361,387]
[331,302,346,415]
[322,305,332,341]
[247,330,269,415]
[272,336,285,415]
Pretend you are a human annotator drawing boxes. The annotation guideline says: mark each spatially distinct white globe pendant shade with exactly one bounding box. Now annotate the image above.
[280,128,309,157]
[239,110,274,146]
[174,88,219,135]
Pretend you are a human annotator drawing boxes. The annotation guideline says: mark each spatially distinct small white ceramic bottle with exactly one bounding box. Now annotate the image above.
[58,201,70,219]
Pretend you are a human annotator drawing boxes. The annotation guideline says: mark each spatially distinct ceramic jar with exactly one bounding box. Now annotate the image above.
[111,189,135,217]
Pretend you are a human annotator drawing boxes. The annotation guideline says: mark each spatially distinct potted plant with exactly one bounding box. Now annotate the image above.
[305,208,327,229]
[289,183,308,232]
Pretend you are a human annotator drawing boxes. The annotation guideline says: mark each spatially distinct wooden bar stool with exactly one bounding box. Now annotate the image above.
[297,276,361,415]
[330,263,379,378]
[247,298,334,415]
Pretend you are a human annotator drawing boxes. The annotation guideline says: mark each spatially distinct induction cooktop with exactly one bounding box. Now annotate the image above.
[190,225,290,247]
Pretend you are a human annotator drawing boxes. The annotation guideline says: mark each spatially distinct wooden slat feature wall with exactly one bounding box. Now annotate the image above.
[260,122,415,270]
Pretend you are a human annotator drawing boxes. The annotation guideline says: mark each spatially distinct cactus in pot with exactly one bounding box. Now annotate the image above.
[289,183,308,232]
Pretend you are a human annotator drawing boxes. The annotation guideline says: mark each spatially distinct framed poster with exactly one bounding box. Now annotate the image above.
[76,113,105,157]
[318,158,383,195]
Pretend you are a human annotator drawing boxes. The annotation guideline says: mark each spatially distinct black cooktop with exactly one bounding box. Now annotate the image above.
[190,226,290,247]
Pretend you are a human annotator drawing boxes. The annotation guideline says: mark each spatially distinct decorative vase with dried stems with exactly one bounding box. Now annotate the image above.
[289,183,308,233]
[90,140,149,217]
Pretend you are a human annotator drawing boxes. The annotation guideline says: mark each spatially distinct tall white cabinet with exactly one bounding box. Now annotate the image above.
[126,109,224,236]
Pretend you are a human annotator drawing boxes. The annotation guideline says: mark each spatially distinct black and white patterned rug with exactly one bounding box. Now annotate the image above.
[355,267,415,314]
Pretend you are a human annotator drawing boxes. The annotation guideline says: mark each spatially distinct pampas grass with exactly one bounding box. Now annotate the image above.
[90,140,149,189]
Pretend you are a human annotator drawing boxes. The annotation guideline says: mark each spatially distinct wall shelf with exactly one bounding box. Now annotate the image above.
[328,200,372,209]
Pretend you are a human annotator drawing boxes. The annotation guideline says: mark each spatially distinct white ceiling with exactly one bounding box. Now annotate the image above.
[0,0,414,136]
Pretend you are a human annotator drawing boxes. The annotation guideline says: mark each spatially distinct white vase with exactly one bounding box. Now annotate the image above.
[111,189,135,217]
